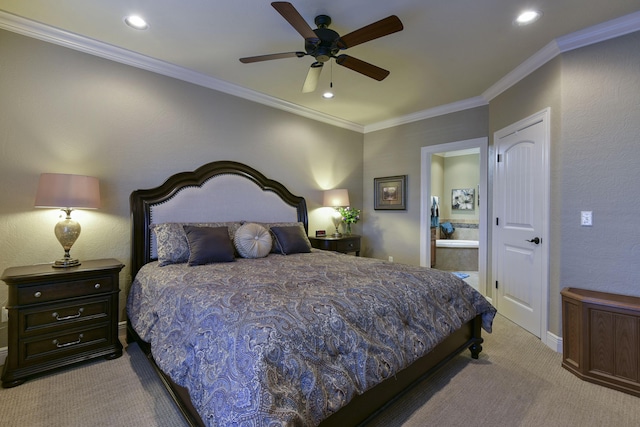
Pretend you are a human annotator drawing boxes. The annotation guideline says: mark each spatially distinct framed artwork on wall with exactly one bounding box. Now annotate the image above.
[452,188,475,210]
[374,175,407,210]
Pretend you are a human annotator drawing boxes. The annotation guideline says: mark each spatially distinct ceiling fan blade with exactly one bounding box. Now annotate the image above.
[271,2,319,42]
[239,51,305,63]
[302,62,323,93]
[335,55,390,81]
[337,15,403,49]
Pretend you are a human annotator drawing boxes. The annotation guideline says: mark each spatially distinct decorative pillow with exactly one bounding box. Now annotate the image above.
[234,223,272,259]
[254,222,306,253]
[151,222,242,266]
[270,225,312,255]
[183,226,235,265]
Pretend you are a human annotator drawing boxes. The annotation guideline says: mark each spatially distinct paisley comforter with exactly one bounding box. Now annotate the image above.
[127,250,496,426]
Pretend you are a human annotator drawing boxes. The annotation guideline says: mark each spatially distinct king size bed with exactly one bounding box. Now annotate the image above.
[126,160,496,426]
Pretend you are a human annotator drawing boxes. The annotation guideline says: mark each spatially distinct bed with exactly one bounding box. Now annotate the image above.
[126,160,496,426]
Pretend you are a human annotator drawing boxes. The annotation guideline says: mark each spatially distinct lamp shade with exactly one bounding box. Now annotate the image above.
[323,189,350,207]
[35,173,101,209]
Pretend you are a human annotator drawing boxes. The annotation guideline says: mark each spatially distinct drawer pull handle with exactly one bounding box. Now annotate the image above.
[52,308,84,321]
[94,283,101,289]
[53,334,83,348]
[34,291,42,298]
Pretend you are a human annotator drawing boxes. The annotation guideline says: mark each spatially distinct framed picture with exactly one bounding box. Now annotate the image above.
[374,175,407,210]
[452,188,475,210]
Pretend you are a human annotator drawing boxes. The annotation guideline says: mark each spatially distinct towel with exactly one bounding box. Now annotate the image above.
[452,272,469,279]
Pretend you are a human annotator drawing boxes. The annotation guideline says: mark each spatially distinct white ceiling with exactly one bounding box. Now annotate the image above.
[1,1,639,132]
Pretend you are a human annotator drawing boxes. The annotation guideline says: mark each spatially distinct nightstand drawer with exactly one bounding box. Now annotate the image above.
[21,325,110,364]
[21,297,110,334]
[17,276,114,305]
[335,239,360,253]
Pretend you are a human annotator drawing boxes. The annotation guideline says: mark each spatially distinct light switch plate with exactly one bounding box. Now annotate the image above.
[581,211,592,226]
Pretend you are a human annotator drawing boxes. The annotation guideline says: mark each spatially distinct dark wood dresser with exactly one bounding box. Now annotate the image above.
[1,259,124,388]
[309,235,361,256]
[561,287,640,397]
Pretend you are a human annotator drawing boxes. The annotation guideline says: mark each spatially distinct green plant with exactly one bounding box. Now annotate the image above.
[337,206,361,224]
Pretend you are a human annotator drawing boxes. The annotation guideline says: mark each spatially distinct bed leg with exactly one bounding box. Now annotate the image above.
[468,315,484,359]
[469,339,484,359]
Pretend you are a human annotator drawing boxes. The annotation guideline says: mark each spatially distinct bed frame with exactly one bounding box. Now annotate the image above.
[127,160,484,426]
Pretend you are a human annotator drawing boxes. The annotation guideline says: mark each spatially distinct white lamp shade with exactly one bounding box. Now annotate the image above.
[323,189,350,207]
[35,173,101,209]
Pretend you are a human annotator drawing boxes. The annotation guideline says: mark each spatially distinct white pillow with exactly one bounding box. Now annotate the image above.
[234,223,272,258]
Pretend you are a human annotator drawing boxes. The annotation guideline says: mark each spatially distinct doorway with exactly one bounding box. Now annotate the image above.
[421,138,488,296]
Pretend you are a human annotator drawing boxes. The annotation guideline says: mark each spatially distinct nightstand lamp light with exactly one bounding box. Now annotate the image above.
[34,173,100,268]
[323,189,350,237]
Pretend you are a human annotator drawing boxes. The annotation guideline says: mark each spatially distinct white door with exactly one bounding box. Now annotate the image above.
[493,109,549,338]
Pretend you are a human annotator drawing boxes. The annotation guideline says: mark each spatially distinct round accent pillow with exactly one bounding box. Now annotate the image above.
[234,223,272,258]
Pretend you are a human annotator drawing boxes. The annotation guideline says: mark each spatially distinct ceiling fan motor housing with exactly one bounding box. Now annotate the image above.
[305,15,340,63]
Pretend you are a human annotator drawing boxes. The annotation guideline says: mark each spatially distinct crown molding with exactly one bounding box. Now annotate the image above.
[0,10,363,134]
[482,11,640,103]
[364,96,488,134]
[1,9,639,134]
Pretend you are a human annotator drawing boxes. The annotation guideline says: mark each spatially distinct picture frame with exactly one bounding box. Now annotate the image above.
[452,188,475,210]
[374,175,407,210]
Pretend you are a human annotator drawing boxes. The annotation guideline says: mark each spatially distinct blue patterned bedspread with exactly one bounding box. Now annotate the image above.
[127,250,495,426]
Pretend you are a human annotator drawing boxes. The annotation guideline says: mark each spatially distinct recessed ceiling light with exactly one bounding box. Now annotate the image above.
[515,10,542,26]
[124,15,149,30]
[322,91,334,99]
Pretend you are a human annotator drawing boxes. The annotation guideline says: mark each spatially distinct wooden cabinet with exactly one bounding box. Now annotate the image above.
[561,287,640,397]
[309,235,361,256]
[1,259,124,388]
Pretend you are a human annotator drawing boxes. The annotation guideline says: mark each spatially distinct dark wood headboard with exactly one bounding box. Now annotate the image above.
[129,160,308,277]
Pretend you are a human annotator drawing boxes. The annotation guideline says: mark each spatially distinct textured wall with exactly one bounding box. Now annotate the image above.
[363,108,489,265]
[559,32,640,298]
[0,30,364,347]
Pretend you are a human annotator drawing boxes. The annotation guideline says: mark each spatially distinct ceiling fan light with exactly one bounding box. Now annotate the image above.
[515,10,542,26]
[124,15,149,30]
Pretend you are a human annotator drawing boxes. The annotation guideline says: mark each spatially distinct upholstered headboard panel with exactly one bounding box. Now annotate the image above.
[130,161,308,277]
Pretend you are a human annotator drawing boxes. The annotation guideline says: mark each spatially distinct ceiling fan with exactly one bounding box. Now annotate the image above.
[239,2,404,93]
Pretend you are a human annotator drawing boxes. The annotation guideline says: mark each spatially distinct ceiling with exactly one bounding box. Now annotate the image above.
[1,1,639,132]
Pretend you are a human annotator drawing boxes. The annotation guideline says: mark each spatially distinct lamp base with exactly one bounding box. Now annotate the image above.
[332,232,343,237]
[53,258,81,268]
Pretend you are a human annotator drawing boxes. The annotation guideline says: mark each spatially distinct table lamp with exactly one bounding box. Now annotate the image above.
[34,173,101,268]
[323,189,350,237]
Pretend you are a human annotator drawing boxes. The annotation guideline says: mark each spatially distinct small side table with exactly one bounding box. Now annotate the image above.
[309,235,361,256]
[1,258,124,388]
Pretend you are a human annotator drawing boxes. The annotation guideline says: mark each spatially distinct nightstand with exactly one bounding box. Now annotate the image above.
[1,258,124,388]
[309,235,361,256]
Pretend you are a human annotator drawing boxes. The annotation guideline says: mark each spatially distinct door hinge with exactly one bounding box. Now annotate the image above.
[495,280,499,289]
[497,154,503,162]
[496,217,499,226]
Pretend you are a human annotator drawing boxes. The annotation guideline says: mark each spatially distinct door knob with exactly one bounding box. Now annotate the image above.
[526,237,541,244]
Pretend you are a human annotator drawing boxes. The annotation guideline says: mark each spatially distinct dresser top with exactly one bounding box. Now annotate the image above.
[2,258,123,283]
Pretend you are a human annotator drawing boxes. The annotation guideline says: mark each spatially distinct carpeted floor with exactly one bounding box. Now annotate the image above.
[1,314,638,426]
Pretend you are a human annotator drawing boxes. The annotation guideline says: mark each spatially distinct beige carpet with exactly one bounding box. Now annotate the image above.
[1,314,638,426]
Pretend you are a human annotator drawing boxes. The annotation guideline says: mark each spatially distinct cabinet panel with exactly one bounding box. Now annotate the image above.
[561,287,640,397]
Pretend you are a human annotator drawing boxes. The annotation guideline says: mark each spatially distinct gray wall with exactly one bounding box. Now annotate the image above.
[0,30,364,347]
[362,108,489,263]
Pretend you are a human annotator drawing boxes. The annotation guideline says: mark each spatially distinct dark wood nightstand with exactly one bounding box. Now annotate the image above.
[309,235,361,256]
[1,258,124,388]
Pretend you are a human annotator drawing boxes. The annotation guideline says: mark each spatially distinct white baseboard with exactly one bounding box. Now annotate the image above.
[546,331,563,353]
